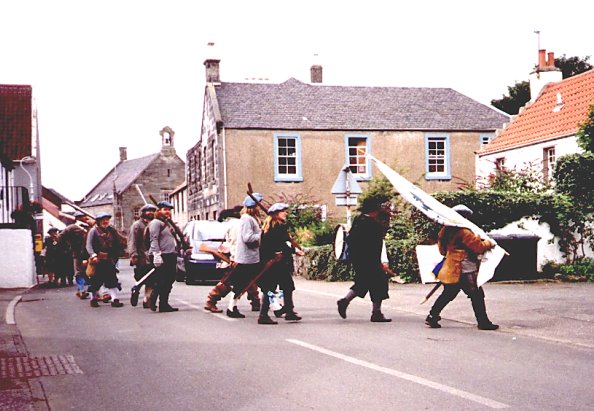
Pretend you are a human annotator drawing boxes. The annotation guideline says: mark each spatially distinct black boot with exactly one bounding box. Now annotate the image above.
[111,299,124,308]
[370,312,392,322]
[471,294,498,330]
[159,295,179,312]
[226,307,245,318]
[425,314,442,328]
[337,298,348,319]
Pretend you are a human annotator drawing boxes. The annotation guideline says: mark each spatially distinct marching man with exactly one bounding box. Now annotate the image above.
[85,212,126,308]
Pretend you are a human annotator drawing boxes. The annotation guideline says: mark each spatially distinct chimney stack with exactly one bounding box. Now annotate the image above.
[119,147,127,162]
[204,59,220,83]
[529,49,562,102]
[311,65,323,83]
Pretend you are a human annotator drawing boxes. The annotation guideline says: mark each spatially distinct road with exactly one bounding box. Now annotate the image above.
[12,263,594,410]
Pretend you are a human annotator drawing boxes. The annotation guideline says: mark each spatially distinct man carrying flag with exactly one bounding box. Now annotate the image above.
[425,204,499,330]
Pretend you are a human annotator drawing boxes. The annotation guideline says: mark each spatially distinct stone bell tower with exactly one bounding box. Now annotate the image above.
[160,126,176,157]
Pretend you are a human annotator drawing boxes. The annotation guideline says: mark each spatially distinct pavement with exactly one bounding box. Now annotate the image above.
[1,275,592,410]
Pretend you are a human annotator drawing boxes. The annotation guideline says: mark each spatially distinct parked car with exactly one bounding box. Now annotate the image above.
[176,220,231,285]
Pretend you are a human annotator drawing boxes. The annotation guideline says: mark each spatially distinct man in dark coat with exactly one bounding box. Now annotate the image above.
[128,204,157,308]
[337,197,393,322]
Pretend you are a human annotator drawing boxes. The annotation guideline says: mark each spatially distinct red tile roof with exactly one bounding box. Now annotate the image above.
[479,69,594,156]
[0,84,33,161]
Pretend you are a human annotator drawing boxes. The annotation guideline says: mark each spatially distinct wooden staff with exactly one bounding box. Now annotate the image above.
[63,200,95,220]
[420,282,442,304]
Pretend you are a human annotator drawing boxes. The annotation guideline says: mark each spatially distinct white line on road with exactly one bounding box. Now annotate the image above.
[174,298,236,321]
[6,295,22,325]
[287,339,509,409]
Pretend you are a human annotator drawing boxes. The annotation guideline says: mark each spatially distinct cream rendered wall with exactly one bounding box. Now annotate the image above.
[0,229,36,287]
[476,136,581,186]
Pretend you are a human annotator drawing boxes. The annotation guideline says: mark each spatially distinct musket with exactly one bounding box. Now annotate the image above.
[234,252,284,298]
[198,242,233,265]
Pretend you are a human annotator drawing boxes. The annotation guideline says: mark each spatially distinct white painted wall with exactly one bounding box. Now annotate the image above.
[0,229,36,288]
[476,136,581,186]
[489,217,594,269]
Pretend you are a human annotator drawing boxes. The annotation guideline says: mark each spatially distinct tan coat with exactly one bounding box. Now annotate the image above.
[437,227,494,284]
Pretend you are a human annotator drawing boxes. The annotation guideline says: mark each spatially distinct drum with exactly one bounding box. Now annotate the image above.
[333,224,349,261]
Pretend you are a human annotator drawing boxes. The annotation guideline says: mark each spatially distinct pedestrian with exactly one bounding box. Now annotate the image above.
[337,197,393,322]
[86,212,126,308]
[147,201,180,313]
[42,228,63,287]
[60,211,95,299]
[128,204,158,308]
[204,205,261,313]
[258,202,304,324]
[425,204,499,330]
[223,193,264,319]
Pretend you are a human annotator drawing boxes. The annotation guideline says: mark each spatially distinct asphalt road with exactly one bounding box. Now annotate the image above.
[13,263,594,410]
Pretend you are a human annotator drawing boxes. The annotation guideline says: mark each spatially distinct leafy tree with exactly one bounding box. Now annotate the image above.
[491,55,592,115]
[555,54,592,79]
[576,104,594,153]
[491,81,530,115]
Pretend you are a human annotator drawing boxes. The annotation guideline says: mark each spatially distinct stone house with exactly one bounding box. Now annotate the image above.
[79,127,185,235]
[187,60,508,221]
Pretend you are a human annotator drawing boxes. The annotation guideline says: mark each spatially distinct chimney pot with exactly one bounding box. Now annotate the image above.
[538,49,547,70]
[119,147,127,162]
[547,52,555,67]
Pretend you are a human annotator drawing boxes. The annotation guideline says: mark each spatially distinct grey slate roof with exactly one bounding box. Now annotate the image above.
[79,154,159,207]
[215,78,508,131]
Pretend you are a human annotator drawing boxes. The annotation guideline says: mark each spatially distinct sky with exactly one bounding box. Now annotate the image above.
[2,0,593,201]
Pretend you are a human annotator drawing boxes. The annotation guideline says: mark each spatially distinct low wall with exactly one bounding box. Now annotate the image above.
[0,229,36,288]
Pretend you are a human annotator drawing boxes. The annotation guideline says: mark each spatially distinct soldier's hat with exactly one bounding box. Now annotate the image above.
[157,200,174,209]
[95,212,112,220]
[141,204,157,212]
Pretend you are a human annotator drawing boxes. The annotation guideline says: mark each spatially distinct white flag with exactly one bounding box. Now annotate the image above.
[368,154,505,286]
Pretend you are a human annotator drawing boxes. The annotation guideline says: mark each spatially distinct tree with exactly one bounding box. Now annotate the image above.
[491,81,530,115]
[491,55,592,115]
[576,104,594,153]
[555,54,593,79]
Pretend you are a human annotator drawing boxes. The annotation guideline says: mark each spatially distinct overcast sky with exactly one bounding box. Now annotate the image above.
[2,0,593,200]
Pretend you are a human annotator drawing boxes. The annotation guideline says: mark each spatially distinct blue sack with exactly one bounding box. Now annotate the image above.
[432,257,445,276]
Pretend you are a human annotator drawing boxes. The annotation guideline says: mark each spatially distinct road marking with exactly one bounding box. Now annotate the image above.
[287,339,509,409]
[175,298,236,321]
[6,295,22,325]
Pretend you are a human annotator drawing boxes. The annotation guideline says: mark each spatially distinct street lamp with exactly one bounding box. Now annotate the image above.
[19,156,35,201]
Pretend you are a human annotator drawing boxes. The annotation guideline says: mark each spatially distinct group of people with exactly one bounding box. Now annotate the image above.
[43,193,500,331]
[203,194,304,325]
[337,198,499,330]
